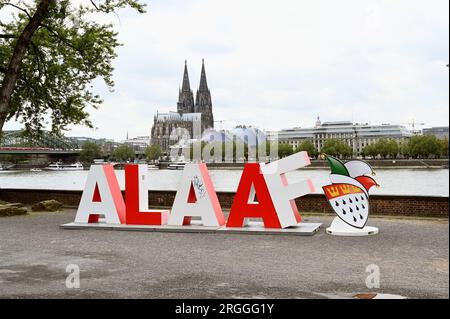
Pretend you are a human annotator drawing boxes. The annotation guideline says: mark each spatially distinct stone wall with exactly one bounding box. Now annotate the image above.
[0,188,447,218]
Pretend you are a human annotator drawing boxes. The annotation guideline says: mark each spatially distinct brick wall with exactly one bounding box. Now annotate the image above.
[0,188,447,218]
[205,159,449,169]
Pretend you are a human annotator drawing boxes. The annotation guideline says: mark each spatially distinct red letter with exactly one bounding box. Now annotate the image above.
[227,163,281,228]
[125,164,169,225]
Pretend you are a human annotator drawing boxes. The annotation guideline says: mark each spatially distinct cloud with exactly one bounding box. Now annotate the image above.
[3,0,449,140]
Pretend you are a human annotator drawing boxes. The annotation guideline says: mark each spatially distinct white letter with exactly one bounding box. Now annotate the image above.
[261,151,315,228]
[65,264,80,289]
[168,163,225,227]
[366,264,380,289]
[74,165,125,224]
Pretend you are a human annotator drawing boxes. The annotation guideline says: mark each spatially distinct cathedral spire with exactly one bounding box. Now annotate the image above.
[195,59,214,130]
[181,59,191,92]
[198,58,209,91]
[177,60,195,114]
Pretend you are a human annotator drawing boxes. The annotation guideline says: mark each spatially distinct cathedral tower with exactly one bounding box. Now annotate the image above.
[195,59,214,131]
[177,60,195,114]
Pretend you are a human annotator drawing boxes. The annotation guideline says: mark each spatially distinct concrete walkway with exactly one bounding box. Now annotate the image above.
[0,210,448,298]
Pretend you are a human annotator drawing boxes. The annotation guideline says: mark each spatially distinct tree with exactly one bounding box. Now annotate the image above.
[339,142,353,158]
[145,144,162,162]
[295,140,318,158]
[362,139,399,159]
[376,139,389,159]
[426,136,443,158]
[321,139,353,158]
[112,144,134,162]
[400,142,411,158]
[440,137,449,158]
[362,144,377,158]
[372,138,399,159]
[386,140,399,158]
[278,143,293,158]
[407,135,442,159]
[79,140,102,163]
[0,0,145,135]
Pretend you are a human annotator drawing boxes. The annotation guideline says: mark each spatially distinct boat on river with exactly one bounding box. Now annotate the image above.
[0,163,15,171]
[167,162,186,170]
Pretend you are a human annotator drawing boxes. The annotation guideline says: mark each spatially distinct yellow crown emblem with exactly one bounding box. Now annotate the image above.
[327,186,340,198]
[339,184,352,194]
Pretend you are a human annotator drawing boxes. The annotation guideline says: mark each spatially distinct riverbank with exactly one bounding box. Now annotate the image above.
[0,188,448,218]
[2,158,448,171]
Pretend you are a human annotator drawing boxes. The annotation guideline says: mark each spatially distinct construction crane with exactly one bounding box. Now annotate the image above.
[400,120,425,135]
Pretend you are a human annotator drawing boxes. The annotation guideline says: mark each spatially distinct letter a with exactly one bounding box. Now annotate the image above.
[168,163,225,227]
[227,163,281,228]
[74,165,125,224]
[125,164,169,225]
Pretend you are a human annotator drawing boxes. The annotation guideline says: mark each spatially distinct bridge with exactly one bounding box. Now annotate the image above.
[0,130,80,155]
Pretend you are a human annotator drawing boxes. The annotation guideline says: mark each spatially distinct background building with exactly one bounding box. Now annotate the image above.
[423,126,449,140]
[123,135,150,155]
[151,60,214,153]
[269,116,413,156]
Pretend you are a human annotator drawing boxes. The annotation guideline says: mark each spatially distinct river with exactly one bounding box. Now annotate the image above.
[0,168,448,196]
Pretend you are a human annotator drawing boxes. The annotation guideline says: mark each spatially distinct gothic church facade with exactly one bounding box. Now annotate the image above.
[151,60,214,152]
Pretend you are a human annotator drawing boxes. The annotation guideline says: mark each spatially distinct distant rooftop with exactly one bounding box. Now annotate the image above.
[321,121,353,126]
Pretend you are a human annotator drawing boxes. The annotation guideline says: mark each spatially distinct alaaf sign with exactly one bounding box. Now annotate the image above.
[63,151,322,235]
[62,152,379,236]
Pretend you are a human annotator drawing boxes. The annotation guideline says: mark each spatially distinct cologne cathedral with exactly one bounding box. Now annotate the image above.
[150,60,214,152]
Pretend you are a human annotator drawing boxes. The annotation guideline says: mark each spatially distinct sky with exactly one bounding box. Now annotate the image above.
[3,0,449,141]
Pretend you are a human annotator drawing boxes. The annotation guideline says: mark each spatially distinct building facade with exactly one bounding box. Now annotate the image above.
[423,126,449,140]
[123,135,150,155]
[269,116,413,156]
[151,60,214,152]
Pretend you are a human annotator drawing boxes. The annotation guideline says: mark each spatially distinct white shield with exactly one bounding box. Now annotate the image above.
[323,184,369,229]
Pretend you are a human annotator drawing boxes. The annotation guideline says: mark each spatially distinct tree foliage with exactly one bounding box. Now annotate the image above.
[321,138,352,158]
[0,0,145,135]
[112,144,134,162]
[400,142,411,158]
[440,137,449,158]
[145,144,162,162]
[278,143,294,158]
[295,140,318,158]
[386,139,400,158]
[362,139,399,159]
[406,135,443,159]
[79,140,102,163]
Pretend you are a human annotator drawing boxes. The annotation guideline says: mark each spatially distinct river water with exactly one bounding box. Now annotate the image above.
[0,168,448,196]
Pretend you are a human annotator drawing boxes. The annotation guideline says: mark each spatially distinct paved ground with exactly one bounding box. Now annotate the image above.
[0,209,448,299]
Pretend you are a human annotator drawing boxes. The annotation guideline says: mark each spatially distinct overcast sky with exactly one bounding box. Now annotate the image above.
[3,0,449,141]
